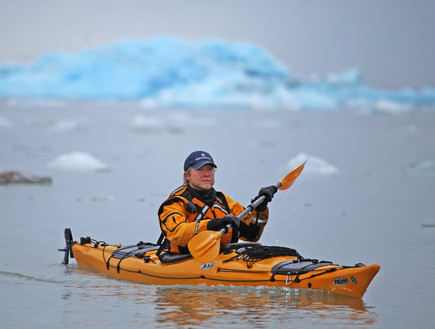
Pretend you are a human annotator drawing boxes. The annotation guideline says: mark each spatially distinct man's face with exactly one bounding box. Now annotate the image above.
[185,164,216,191]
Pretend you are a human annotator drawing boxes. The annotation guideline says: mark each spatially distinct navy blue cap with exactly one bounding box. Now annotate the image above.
[184,151,217,171]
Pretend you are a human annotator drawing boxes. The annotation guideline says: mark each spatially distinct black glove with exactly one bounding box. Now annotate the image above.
[207,215,240,233]
[252,185,277,212]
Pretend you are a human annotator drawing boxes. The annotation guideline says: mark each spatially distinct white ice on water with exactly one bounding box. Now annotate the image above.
[48,151,110,172]
[49,119,82,133]
[130,114,163,131]
[288,153,339,175]
[405,160,435,176]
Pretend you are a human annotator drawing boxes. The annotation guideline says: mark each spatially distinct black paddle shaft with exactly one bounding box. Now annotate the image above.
[221,181,282,234]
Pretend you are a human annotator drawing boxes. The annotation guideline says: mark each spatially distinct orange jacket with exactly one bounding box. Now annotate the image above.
[158,185,269,254]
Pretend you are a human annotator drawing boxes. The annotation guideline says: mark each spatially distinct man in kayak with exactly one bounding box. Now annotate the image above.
[158,150,276,254]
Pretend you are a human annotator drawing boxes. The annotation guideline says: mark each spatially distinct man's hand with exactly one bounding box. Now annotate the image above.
[207,215,240,233]
[253,185,278,211]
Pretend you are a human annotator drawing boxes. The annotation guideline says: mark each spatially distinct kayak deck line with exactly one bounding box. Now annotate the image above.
[61,228,380,298]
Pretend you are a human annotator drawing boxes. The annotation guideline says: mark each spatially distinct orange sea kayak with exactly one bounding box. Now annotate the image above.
[61,228,380,298]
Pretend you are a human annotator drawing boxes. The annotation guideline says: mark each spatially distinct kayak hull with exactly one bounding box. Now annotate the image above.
[70,238,380,298]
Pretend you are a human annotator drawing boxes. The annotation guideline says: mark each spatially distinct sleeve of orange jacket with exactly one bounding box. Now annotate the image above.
[224,193,269,242]
[159,199,209,247]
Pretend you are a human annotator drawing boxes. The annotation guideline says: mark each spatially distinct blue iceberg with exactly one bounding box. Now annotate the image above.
[1,37,434,111]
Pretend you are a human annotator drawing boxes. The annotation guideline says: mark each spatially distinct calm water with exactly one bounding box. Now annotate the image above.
[1,101,434,328]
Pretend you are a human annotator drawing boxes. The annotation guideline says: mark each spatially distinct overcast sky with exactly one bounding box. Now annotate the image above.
[1,0,434,89]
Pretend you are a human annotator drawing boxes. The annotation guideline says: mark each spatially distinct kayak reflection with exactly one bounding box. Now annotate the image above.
[152,286,376,328]
[63,268,377,328]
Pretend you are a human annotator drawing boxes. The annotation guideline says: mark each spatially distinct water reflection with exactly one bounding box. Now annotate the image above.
[63,269,377,328]
[151,286,377,328]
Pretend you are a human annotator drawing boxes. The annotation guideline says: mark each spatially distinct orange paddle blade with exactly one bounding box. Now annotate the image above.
[279,158,309,190]
[188,230,223,263]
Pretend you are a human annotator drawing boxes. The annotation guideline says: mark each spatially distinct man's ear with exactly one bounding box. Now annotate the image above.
[183,171,189,181]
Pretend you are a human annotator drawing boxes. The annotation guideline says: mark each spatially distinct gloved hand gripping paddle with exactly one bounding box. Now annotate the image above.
[188,158,309,263]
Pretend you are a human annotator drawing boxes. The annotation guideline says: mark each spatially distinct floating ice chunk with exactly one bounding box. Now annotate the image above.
[167,111,217,127]
[0,116,13,128]
[48,151,110,172]
[288,152,338,175]
[406,160,435,177]
[2,38,434,110]
[0,38,290,106]
[49,119,81,133]
[131,114,163,131]
[374,100,410,114]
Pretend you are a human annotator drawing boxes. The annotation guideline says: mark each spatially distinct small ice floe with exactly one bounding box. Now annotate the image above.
[374,100,411,114]
[166,111,217,128]
[287,152,339,175]
[130,114,163,132]
[358,99,411,115]
[405,160,435,177]
[49,119,81,133]
[0,171,52,185]
[0,116,13,128]
[131,111,216,134]
[48,151,110,172]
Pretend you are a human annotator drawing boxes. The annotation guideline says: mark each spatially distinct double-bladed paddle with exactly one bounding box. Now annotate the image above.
[187,158,309,263]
